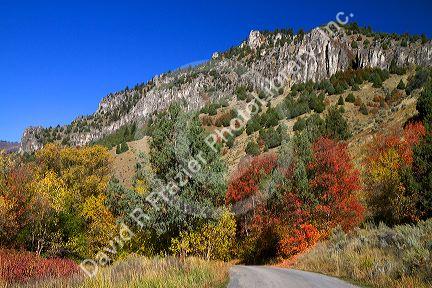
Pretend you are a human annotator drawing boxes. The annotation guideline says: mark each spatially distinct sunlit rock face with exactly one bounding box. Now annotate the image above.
[21,26,432,152]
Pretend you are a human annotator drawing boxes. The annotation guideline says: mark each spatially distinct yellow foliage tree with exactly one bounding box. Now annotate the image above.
[33,143,114,257]
[170,210,236,261]
[73,194,117,257]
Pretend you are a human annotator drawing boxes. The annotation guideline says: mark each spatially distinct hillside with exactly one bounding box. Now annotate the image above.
[20,23,432,152]
[3,21,432,288]
[109,66,419,186]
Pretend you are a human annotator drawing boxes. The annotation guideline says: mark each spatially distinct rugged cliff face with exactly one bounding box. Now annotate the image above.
[21,25,432,152]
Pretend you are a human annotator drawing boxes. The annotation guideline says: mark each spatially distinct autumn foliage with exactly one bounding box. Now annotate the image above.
[308,138,364,232]
[226,137,364,261]
[278,223,321,257]
[226,153,277,204]
[364,122,427,224]
[0,144,114,257]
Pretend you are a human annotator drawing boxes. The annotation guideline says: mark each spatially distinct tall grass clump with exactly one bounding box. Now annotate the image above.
[294,219,432,288]
[11,256,230,288]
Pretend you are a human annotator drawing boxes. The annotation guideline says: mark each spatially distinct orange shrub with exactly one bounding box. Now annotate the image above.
[278,224,321,257]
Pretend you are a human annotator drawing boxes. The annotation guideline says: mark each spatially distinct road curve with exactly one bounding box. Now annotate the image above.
[228,265,358,288]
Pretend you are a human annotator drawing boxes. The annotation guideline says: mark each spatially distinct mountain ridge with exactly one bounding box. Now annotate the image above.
[20,23,432,152]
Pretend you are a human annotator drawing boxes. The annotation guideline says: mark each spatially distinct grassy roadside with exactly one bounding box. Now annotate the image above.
[292,219,432,288]
[7,256,231,288]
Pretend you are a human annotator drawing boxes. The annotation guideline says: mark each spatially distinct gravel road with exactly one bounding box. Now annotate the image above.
[228,265,358,288]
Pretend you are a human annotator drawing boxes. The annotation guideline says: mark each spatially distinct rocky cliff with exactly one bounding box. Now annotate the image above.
[21,24,432,152]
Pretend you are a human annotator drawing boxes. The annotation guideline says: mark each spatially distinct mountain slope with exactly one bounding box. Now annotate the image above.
[21,24,432,152]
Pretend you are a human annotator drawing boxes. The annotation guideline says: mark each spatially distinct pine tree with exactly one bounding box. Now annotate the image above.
[360,103,369,115]
[245,141,260,156]
[338,96,345,105]
[325,107,351,140]
[345,93,355,103]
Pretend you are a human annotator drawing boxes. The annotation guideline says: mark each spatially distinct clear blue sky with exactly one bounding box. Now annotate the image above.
[1,0,432,142]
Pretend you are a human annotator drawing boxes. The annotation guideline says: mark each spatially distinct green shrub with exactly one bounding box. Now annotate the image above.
[226,135,235,148]
[351,83,360,91]
[116,142,129,154]
[246,116,261,135]
[412,134,432,214]
[245,141,260,156]
[363,39,370,47]
[345,93,356,103]
[416,84,432,123]
[324,81,336,95]
[397,79,406,90]
[405,68,431,95]
[335,84,346,94]
[308,93,325,113]
[259,127,282,149]
[94,123,137,149]
[293,118,306,131]
[359,103,369,115]
[390,59,407,75]
[351,41,358,49]
[370,73,383,88]
[325,107,351,140]
[208,105,218,116]
[258,91,267,99]
[236,86,248,101]
[286,98,311,119]
[260,108,280,128]
[421,34,428,44]
[338,96,345,105]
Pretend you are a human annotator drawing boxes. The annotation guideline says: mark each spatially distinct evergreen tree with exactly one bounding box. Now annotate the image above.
[397,79,406,90]
[360,103,369,115]
[346,93,356,103]
[245,141,260,156]
[413,134,432,217]
[417,84,432,125]
[338,96,345,105]
[148,103,227,242]
[325,107,351,140]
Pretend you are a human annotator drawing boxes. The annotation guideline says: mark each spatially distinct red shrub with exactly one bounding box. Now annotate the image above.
[0,249,80,284]
[226,153,277,204]
[308,137,364,232]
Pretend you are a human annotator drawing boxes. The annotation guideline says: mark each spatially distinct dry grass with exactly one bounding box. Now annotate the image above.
[293,219,432,288]
[7,256,230,288]
[109,137,150,188]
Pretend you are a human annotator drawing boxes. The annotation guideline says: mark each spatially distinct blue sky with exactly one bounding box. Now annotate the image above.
[1,0,432,141]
